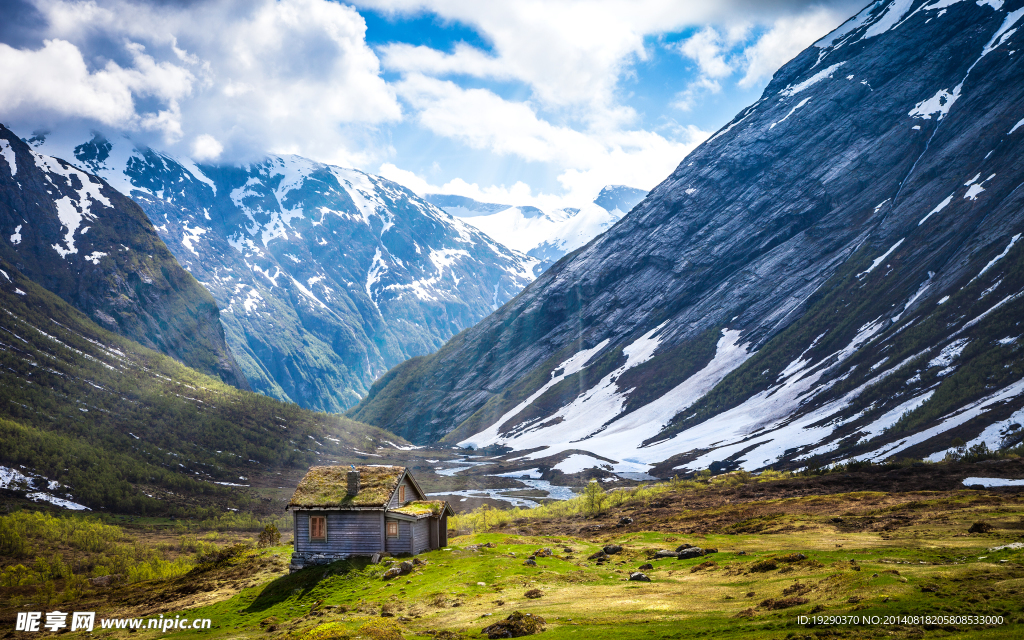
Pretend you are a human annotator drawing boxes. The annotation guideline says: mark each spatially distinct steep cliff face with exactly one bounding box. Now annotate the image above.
[28,130,537,412]
[350,0,1024,476]
[0,125,247,388]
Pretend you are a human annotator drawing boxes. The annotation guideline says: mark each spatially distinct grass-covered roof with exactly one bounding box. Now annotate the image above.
[391,500,447,517]
[288,465,404,509]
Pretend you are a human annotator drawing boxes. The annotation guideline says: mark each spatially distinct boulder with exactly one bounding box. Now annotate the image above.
[603,545,623,555]
[381,567,402,580]
[587,551,607,560]
[398,561,414,574]
[534,547,553,558]
[675,544,695,552]
[638,563,654,571]
[653,550,679,559]
[618,517,633,525]
[628,572,651,582]
[677,547,705,559]
[523,558,537,566]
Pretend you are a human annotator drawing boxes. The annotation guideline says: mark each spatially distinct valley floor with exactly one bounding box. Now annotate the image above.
[3,465,1023,639]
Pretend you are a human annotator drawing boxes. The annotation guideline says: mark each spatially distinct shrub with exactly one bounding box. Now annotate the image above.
[748,559,778,572]
[358,618,403,640]
[301,622,350,640]
[257,523,281,548]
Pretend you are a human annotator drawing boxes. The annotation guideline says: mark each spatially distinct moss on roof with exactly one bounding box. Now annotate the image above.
[391,500,446,516]
[288,465,404,508]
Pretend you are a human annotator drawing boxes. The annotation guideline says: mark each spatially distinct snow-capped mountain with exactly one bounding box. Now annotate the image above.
[26,129,538,412]
[0,124,247,388]
[350,0,1024,478]
[424,185,647,271]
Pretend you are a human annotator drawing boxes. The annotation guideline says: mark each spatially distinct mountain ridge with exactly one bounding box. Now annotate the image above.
[349,0,1024,478]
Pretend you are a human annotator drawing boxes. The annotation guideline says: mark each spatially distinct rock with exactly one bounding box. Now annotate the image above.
[87,574,122,587]
[704,548,718,554]
[563,547,573,553]
[412,558,424,565]
[523,558,537,566]
[381,567,402,580]
[653,549,679,559]
[534,547,553,558]
[587,551,607,560]
[603,545,623,555]
[638,563,654,571]
[737,551,747,556]
[677,547,705,559]
[482,611,546,638]
[675,544,695,552]
[619,517,633,525]
[969,522,994,533]
[629,572,651,582]
[398,561,414,574]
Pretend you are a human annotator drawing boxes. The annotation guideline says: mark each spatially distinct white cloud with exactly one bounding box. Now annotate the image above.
[191,134,224,161]
[738,8,846,88]
[1,0,402,164]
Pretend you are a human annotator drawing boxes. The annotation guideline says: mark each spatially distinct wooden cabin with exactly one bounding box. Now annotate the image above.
[285,465,454,570]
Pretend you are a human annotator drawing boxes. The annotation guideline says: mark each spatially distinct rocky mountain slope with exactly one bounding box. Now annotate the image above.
[0,255,405,515]
[0,125,247,388]
[27,131,538,412]
[425,185,647,271]
[350,0,1024,478]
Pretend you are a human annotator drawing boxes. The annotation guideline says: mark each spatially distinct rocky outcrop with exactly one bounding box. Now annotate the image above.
[350,0,1024,475]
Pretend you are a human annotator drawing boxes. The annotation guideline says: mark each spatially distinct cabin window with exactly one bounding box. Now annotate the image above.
[309,515,326,542]
[399,485,406,504]
[386,521,399,538]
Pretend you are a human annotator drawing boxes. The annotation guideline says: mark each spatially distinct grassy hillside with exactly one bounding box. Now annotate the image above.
[9,464,1022,640]
[0,258,407,517]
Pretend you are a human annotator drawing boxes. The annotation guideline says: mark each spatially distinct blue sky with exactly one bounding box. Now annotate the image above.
[0,0,867,209]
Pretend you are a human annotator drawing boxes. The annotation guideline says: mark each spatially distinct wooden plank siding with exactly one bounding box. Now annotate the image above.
[412,519,431,554]
[295,511,382,555]
[388,476,421,508]
[384,519,412,554]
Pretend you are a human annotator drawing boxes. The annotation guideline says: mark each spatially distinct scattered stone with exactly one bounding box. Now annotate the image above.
[638,563,654,571]
[413,558,424,566]
[563,547,573,553]
[737,551,748,556]
[482,611,546,638]
[653,550,679,559]
[87,574,122,587]
[969,522,994,533]
[628,572,651,582]
[618,517,633,525]
[478,582,487,586]
[704,548,718,554]
[603,545,623,555]
[677,547,705,560]
[587,551,607,560]
[398,561,414,574]
[534,547,553,558]
[381,567,402,580]
[523,558,537,566]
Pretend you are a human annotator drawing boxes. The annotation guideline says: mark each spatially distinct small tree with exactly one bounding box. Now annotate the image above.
[583,480,605,516]
[257,523,281,548]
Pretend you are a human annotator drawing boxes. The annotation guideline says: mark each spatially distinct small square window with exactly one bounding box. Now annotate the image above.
[310,516,326,542]
[399,485,406,503]
[386,521,399,538]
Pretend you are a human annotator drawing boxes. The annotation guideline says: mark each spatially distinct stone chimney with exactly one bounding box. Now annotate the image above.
[346,469,360,496]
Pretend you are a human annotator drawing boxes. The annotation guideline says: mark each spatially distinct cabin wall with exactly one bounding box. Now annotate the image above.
[440,513,448,547]
[294,511,382,556]
[384,519,412,554]
[412,519,431,554]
